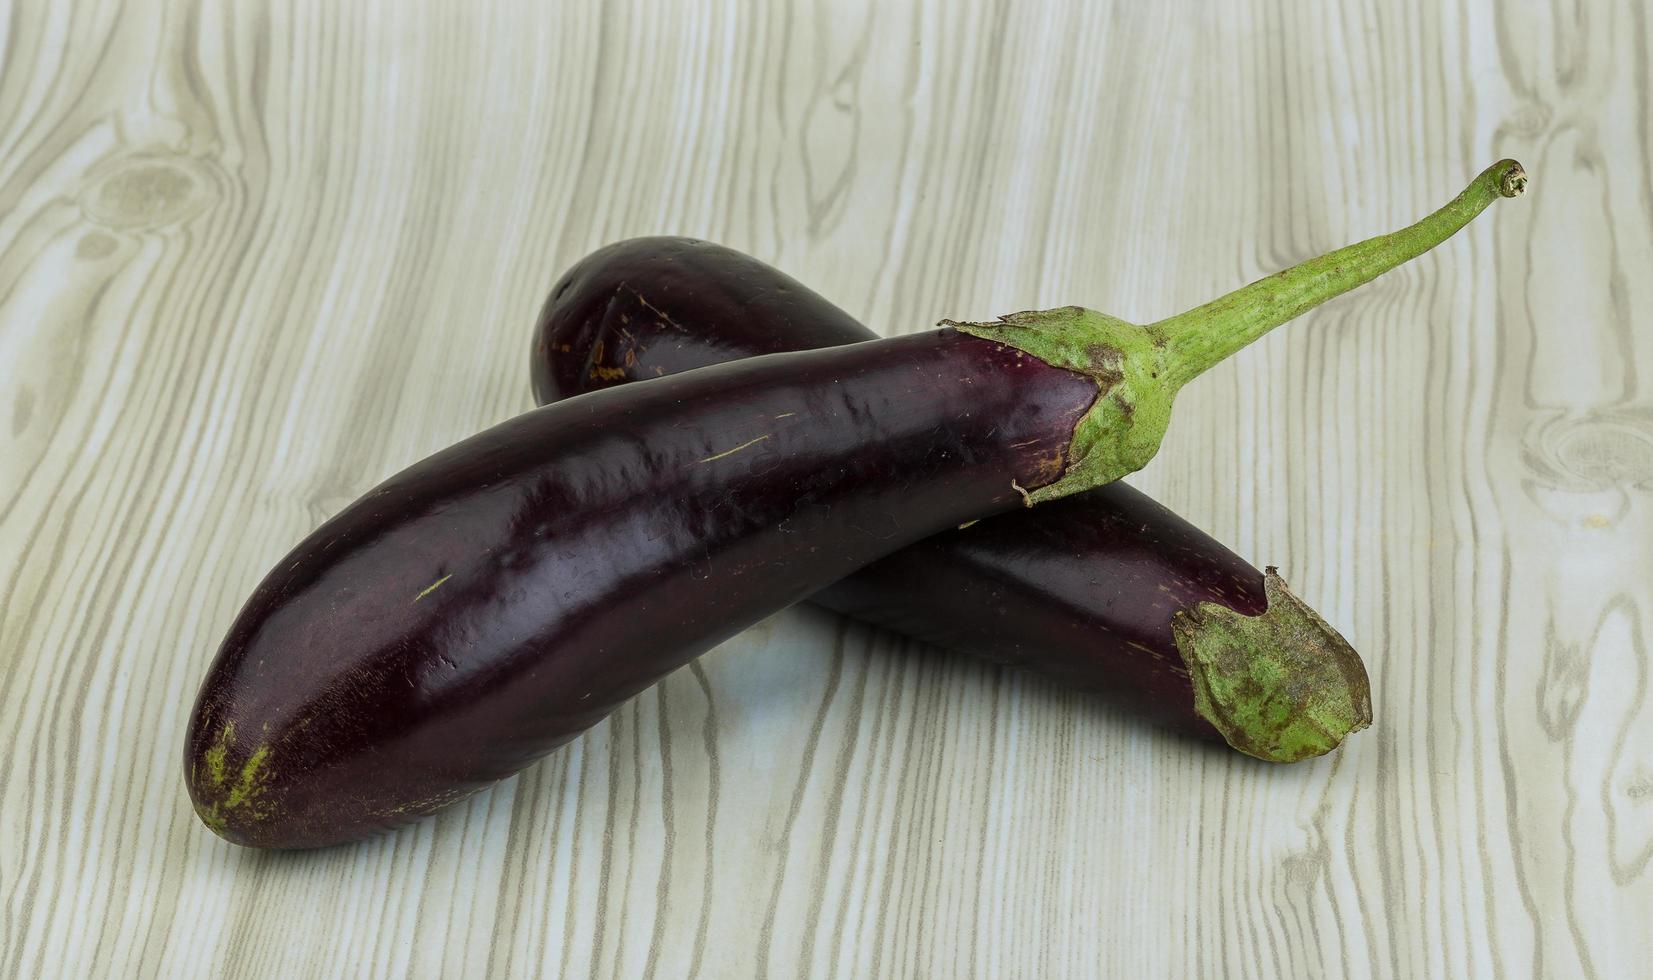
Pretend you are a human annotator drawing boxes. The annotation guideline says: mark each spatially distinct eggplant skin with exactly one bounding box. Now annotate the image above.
[532,238,865,405]
[187,319,1096,847]
[532,237,1274,739]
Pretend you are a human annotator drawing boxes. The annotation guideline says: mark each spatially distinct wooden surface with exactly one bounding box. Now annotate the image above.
[2,1,1649,977]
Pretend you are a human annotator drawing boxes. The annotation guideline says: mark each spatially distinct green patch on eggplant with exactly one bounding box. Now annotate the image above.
[191,722,275,837]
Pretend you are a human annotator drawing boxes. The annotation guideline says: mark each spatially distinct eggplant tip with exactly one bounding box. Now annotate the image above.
[187,721,276,843]
[1170,569,1373,763]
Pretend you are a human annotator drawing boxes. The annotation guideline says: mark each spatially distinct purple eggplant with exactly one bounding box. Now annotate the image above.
[186,161,1525,847]
[530,235,1361,750]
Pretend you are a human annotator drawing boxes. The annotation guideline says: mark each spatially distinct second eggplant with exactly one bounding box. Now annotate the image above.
[532,237,1369,757]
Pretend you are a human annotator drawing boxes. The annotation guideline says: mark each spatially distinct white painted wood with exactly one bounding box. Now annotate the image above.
[2,1,1647,976]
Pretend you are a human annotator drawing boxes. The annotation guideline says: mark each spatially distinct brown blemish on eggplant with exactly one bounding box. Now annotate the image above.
[623,283,692,333]
[586,337,629,382]
[1085,344,1125,390]
[1033,450,1069,487]
[585,316,648,382]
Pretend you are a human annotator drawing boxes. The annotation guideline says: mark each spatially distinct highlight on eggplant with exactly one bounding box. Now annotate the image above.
[531,236,1368,760]
[187,161,1525,847]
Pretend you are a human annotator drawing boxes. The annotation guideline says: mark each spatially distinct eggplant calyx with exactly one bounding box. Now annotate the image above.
[1171,568,1372,763]
[943,307,1174,506]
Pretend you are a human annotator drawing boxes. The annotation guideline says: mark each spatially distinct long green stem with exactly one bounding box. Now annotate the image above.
[1154,159,1526,389]
[947,158,1526,507]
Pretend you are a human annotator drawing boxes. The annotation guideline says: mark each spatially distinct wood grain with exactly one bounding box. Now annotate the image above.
[2,0,1648,976]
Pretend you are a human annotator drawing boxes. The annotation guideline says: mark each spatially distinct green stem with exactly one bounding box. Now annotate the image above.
[946,158,1526,506]
[1154,159,1527,389]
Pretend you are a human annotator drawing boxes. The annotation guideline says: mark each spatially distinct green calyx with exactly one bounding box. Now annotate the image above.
[943,307,1176,505]
[1172,569,1373,762]
[947,159,1527,505]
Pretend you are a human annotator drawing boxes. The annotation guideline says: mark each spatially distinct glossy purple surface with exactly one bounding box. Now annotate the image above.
[188,318,1095,847]
[532,237,1270,738]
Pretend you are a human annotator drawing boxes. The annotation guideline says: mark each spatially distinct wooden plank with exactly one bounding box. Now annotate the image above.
[1,1,1647,976]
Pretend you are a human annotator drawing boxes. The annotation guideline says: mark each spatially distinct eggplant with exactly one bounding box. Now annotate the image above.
[530,236,1365,750]
[187,161,1525,847]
